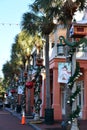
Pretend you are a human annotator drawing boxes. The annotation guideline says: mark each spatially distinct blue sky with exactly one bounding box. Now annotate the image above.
[0,1,84,78]
[0,0,34,77]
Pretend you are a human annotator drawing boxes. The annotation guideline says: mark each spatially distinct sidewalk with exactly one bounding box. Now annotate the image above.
[29,121,62,130]
[5,107,87,130]
[5,107,63,130]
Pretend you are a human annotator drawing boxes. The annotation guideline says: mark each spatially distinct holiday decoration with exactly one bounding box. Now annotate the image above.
[0,23,19,26]
[10,89,16,94]
[58,62,71,83]
[25,81,33,89]
[59,36,87,48]
[59,36,87,128]
[34,67,43,113]
[67,62,82,90]
[66,62,82,123]
[32,64,44,120]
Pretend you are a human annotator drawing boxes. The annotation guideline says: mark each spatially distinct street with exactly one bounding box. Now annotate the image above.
[0,109,34,130]
[0,108,87,130]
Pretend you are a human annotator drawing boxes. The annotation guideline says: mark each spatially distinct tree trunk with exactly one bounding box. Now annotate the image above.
[44,34,54,125]
[65,20,72,130]
[26,57,31,115]
[45,34,51,108]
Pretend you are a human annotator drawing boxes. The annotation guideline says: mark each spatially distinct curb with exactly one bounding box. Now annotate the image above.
[29,123,41,130]
[5,107,41,130]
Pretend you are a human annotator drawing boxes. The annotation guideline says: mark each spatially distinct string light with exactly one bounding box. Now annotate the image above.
[0,23,20,26]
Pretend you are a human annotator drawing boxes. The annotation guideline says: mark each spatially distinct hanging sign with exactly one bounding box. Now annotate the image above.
[18,85,24,94]
[58,62,71,83]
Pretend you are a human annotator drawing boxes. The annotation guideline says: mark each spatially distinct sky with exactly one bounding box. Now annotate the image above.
[0,1,84,78]
[0,0,34,77]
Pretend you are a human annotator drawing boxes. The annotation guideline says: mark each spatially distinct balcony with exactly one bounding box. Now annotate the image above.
[70,23,87,38]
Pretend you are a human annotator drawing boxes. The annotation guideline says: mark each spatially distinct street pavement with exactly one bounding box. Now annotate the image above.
[0,109,34,130]
[1,107,87,130]
[4,107,62,130]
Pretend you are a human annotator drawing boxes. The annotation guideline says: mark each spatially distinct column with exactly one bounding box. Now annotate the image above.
[52,67,62,120]
[40,72,46,117]
[82,69,87,119]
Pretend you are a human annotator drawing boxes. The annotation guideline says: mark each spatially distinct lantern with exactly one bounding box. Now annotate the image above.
[57,44,65,56]
[57,36,65,56]
[25,81,33,89]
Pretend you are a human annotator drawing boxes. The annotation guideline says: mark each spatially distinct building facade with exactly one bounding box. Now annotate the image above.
[30,24,87,121]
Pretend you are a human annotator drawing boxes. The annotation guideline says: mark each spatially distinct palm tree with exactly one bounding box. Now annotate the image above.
[4,31,35,114]
[21,3,57,123]
[17,31,44,115]
[16,31,35,114]
[21,0,87,125]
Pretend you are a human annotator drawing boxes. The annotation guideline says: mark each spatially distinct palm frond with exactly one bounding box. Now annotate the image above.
[21,12,41,34]
[76,0,87,10]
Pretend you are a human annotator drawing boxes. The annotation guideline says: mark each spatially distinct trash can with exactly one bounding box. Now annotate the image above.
[45,108,54,125]
[16,105,21,113]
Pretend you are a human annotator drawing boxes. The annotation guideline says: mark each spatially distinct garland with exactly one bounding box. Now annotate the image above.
[61,63,82,127]
[59,36,84,126]
[68,65,82,124]
[59,36,87,48]
[67,62,82,90]
[33,65,44,114]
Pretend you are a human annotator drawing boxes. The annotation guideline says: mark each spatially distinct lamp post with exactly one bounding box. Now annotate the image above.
[58,36,87,130]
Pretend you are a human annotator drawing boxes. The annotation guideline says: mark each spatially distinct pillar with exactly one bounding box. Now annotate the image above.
[40,72,46,117]
[52,67,62,120]
[82,69,87,119]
